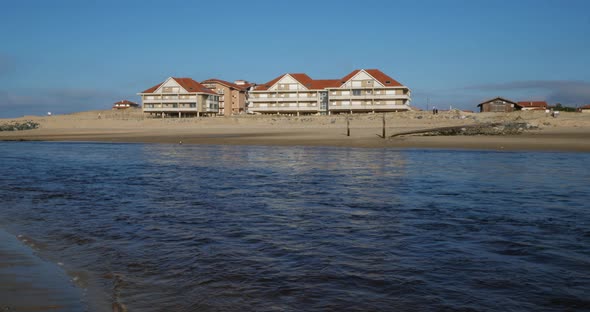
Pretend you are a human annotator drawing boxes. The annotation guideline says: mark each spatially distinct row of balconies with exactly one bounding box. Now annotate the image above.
[249,94,409,102]
[249,103,410,112]
[143,95,196,100]
[325,94,410,100]
[143,102,218,112]
[250,96,319,102]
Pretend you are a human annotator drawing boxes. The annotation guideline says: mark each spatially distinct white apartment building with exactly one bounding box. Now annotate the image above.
[248,69,411,115]
[138,77,220,117]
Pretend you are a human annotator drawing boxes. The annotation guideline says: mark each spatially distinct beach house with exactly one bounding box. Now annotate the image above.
[516,101,548,111]
[579,105,590,113]
[112,100,140,109]
[201,79,253,116]
[248,69,411,115]
[477,97,518,112]
[138,77,220,117]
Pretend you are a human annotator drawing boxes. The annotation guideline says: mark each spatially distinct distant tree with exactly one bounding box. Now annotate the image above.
[552,103,577,112]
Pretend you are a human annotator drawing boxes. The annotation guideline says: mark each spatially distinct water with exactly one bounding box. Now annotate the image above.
[0,142,589,311]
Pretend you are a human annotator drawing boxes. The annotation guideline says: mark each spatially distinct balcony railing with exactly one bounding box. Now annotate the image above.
[328,94,410,100]
[250,97,318,103]
[249,105,318,112]
[144,107,199,112]
[328,104,410,111]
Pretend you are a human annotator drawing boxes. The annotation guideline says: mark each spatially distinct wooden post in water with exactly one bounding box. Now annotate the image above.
[346,115,350,137]
[382,113,386,138]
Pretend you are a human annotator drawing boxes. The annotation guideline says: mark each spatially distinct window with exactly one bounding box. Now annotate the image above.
[352,89,361,96]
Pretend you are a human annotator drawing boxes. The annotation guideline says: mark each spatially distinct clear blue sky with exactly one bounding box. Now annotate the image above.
[1,0,589,117]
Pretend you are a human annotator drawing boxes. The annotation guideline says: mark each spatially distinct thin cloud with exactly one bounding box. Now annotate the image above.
[0,88,133,118]
[463,80,590,105]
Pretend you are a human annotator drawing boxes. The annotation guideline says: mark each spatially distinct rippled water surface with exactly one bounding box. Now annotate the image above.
[1,142,589,311]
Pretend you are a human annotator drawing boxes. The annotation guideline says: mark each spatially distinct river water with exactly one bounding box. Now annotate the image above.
[0,142,589,311]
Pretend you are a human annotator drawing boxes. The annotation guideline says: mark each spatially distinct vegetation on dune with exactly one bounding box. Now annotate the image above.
[0,121,40,131]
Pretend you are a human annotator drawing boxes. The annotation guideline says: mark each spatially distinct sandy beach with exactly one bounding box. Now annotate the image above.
[1,109,589,152]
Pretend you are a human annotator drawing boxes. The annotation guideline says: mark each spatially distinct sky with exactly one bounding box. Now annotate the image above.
[0,0,589,117]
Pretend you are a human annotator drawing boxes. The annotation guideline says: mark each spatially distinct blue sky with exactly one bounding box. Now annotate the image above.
[1,0,589,117]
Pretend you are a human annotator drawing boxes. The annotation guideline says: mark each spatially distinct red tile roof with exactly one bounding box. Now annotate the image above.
[517,101,548,108]
[310,79,342,89]
[364,69,403,86]
[579,104,590,109]
[254,74,287,91]
[113,100,138,105]
[290,73,314,88]
[140,77,217,95]
[254,69,405,91]
[141,83,162,94]
[201,78,252,91]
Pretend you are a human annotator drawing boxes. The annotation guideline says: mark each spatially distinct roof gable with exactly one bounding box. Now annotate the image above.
[365,69,403,87]
[258,74,311,91]
[141,77,216,95]
[255,74,287,91]
[254,69,405,91]
[339,69,403,88]
[477,97,518,107]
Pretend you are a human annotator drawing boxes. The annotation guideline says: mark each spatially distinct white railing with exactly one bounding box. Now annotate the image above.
[143,107,199,112]
[328,104,410,111]
[328,94,410,100]
[249,105,318,112]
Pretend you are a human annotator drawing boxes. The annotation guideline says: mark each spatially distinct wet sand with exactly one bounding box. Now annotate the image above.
[0,229,85,311]
[1,109,589,152]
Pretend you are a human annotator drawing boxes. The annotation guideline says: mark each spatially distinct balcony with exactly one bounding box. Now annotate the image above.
[144,107,199,112]
[328,94,410,100]
[328,103,410,111]
[143,96,197,103]
[249,104,319,112]
[249,96,318,102]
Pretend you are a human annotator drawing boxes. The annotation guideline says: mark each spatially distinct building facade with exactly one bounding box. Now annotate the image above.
[201,79,252,116]
[138,77,219,117]
[477,97,518,112]
[248,69,411,115]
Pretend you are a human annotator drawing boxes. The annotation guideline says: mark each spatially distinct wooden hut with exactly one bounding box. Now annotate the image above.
[477,97,518,112]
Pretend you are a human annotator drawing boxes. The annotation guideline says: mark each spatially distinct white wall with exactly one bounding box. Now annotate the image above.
[154,78,186,94]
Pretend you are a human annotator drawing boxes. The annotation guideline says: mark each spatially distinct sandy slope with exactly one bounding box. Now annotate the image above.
[1,109,589,152]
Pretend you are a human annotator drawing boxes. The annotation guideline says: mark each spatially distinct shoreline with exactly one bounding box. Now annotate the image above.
[1,110,589,152]
[0,229,86,311]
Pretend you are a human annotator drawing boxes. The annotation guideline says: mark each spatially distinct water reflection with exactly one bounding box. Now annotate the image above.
[0,142,589,312]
